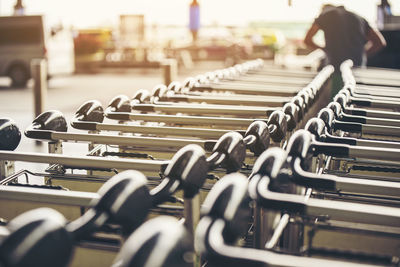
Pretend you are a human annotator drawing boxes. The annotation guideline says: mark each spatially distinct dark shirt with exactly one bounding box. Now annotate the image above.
[315,6,371,69]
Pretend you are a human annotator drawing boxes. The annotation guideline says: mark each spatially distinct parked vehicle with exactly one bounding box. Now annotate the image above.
[0,15,74,87]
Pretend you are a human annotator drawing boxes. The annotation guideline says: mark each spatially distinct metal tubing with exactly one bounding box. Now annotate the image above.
[124,113,255,127]
[334,176,400,198]
[345,107,400,120]
[356,139,400,150]
[51,132,206,149]
[96,124,233,139]
[0,185,97,207]
[136,103,274,116]
[349,146,400,162]
[208,219,375,267]
[193,83,299,96]
[265,214,290,249]
[368,99,400,110]
[159,94,287,107]
[362,124,400,137]
[365,117,400,127]
[249,68,317,78]
[184,194,201,236]
[231,75,310,86]
[307,197,400,227]
[0,151,165,172]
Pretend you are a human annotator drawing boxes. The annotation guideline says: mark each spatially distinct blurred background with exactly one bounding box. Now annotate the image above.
[0,0,399,139]
[1,0,399,79]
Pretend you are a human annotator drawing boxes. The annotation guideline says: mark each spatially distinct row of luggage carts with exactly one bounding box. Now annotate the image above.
[0,57,400,267]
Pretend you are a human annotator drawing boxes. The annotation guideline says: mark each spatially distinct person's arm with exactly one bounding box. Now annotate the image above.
[365,28,386,57]
[304,23,324,50]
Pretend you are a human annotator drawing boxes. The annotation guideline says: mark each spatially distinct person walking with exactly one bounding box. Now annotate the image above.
[304,4,386,98]
[189,0,200,44]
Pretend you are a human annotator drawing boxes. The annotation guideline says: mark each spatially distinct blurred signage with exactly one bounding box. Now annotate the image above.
[120,14,145,47]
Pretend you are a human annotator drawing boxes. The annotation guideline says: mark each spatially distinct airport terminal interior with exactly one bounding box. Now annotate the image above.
[1,0,400,266]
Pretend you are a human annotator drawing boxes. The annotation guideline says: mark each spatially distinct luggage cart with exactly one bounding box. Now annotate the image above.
[197,173,396,266]
[0,59,344,267]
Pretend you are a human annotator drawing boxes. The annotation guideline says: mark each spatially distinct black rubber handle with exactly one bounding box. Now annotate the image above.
[70,120,98,131]
[267,110,287,143]
[339,113,367,124]
[332,120,362,133]
[291,158,336,191]
[106,112,132,121]
[345,107,367,117]
[351,98,371,107]
[250,175,306,213]
[25,129,53,140]
[314,141,350,158]
[324,132,357,146]
[131,104,155,112]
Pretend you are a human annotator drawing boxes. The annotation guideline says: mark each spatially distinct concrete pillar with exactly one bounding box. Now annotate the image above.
[31,59,47,119]
[161,58,178,86]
